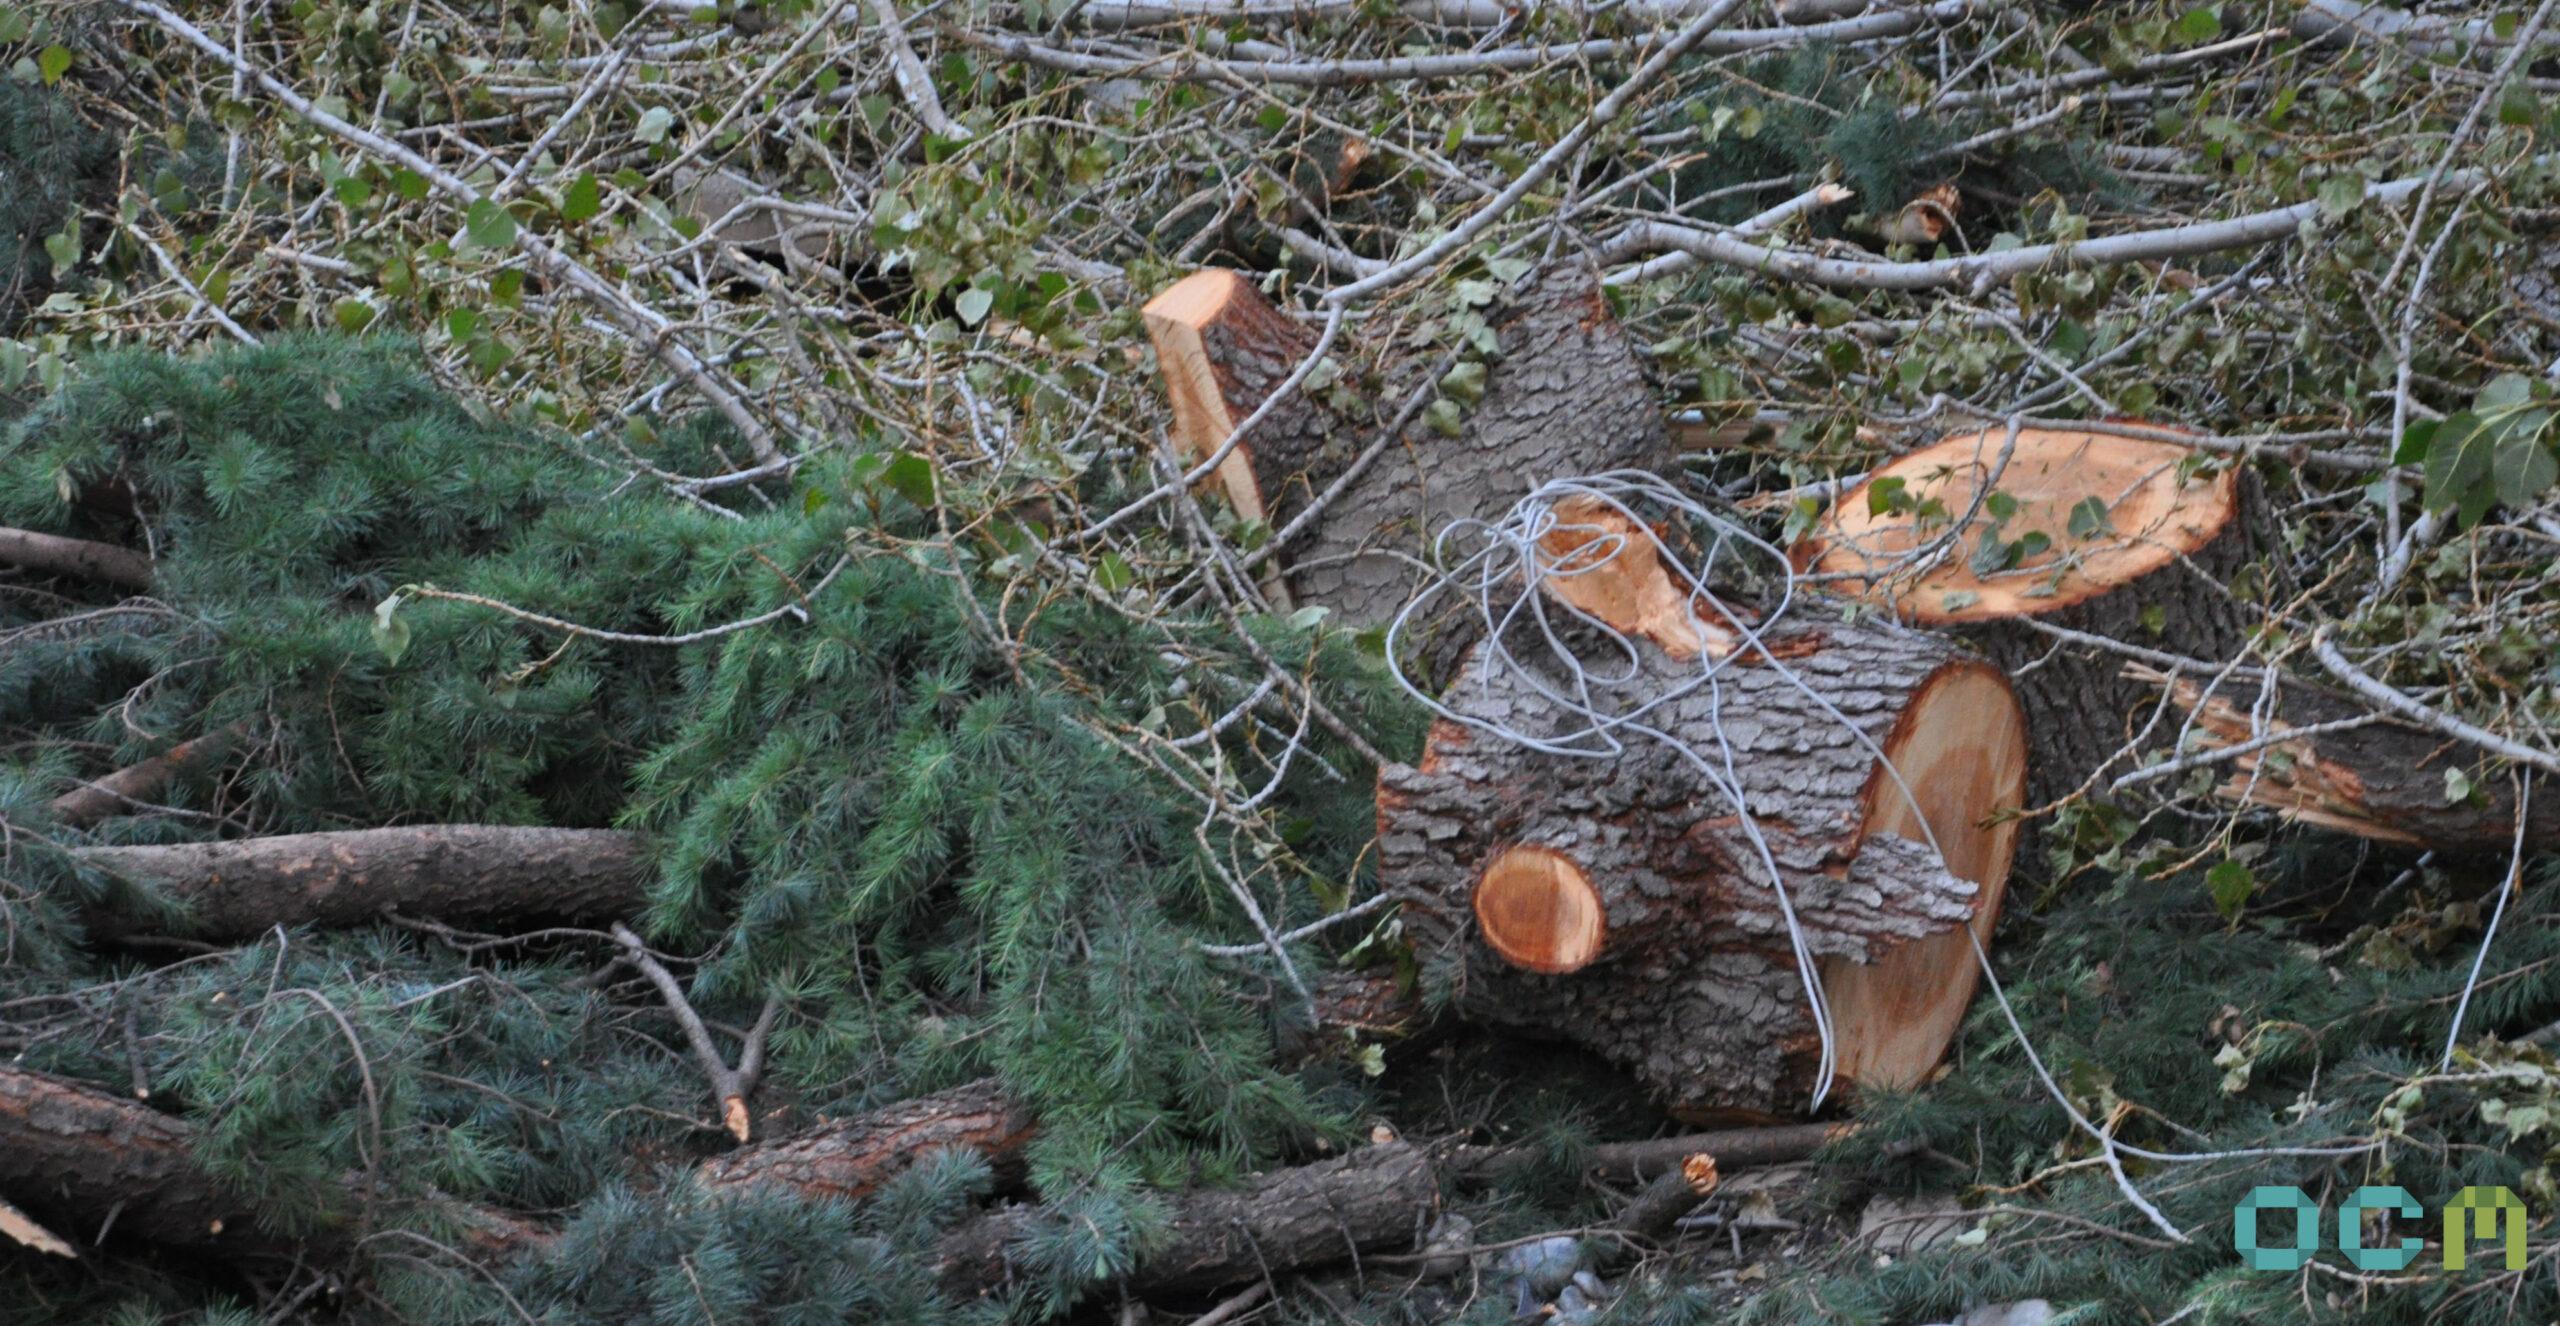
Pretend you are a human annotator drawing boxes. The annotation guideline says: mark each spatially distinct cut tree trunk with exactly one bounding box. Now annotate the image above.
[1795,425,2258,808]
[2150,669,2560,856]
[77,825,647,942]
[1142,262,1681,671]
[1379,502,2026,1119]
[0,525,154,590]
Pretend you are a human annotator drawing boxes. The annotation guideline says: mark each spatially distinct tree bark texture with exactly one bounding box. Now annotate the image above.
[2157,671,2560,855]
[1379,617,2023,1119]
[77,825,647,942]
[699,1077,1038,1201]
[1144,263,1681,669]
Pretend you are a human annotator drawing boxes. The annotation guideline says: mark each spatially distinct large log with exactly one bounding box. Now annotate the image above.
[77,825,648,942]
[1141,263,1681,661]
[1379,503,2026,1119]
[1795,426,2257,807]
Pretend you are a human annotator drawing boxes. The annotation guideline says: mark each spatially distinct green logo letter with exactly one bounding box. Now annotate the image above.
[2444,1187,2526,1271]
[2236,1185,2321,1270]
[2339,1185,2421,1270]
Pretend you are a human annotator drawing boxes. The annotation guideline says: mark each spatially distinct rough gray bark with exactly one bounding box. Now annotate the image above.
[1379,620,1997,1118]
[77,825,647,941]
[1151,263,1681,667]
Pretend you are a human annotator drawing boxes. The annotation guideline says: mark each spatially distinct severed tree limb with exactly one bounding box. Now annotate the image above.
[1603,164,2505,295]
[609,922,779,1142]
[933,1120,1849,1299]
[0,525,155,590]
[699,1077,1038,1199]
[77,826,649,943]
[48,725,245,830]
[2138,667,2560,856]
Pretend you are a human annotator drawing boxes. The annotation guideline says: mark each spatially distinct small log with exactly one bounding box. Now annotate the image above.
[1141,263,1681,653]
[0,525,154,590]
[2150,670,2560,856]
[1796,426,2257,806]
[936,1140,1443,1300]
[1380,504,2027,1118]
[699,1078,1038,1202]
[48,725,243,829]
[77,825,648,942]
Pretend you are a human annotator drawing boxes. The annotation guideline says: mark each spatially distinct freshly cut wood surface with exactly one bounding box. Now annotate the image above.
[1799,425,2258,807]
[1801,427,2240,624]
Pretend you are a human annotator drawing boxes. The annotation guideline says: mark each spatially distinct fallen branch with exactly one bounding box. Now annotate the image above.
[1604,165,2499,294]
[610,922,780,1142]
[48,725,245,829]
[77,826,649,942]
[698,1077,1038,1200]
[0,525,155,590]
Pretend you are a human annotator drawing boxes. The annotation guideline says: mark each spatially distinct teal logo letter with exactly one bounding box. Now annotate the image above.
[2444,1186,2526,1271]
[2339,1185,2421,1271]
[2236,1185,2321,1270]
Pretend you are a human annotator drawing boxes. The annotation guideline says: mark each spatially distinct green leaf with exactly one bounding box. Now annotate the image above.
[465,198,517,249]
[2315,174,2365,221]
[37,44,71,85]
[2423,413,2495,517]
[2175,5,2221,41]
[560,172,602,223]
[882,451,937,507]
[1424,398,1465,438]
[1438,359,1487,406]
[1866,475,1909,516]
[1938,589,1980,613]
[2444,765,2475,806]
[635,106,675,144]
[2500,81,2539,128]
[2480,373,2535,412]
[954,287,994,327]
[2012,530,2052,562]
[1984,489,2020,522]
[1094,552,1133,593]
[2066,495,2114,541]
[2492,423,2558,508]
[2207,859,2255,921]
[333,175,374,207]
[1969,527,2018,577]
[2393,417,2439,465]
[371,594,411,665]
[393,169,431,201]
[334,299,376,333]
